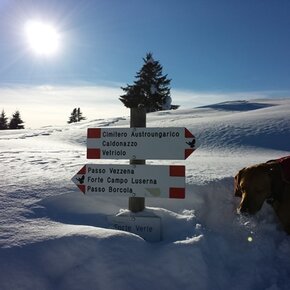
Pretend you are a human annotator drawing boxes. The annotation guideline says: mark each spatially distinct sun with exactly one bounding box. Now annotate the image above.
[25,20,60,56]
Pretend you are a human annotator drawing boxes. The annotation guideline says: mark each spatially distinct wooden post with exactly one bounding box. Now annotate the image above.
[129,107,146,212]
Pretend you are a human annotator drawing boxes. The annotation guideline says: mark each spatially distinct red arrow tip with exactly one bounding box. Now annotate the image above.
[185,149,194,159]
[185,128,194,138]
[77,184,86,194]
[77,165,86,175]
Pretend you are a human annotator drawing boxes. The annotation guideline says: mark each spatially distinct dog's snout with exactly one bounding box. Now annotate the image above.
[238,201,258,215]
[237,207,251,217]
[238,206,249,214]
[238,204,248,214]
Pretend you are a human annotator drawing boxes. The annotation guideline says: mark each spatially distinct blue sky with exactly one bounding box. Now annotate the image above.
[1,0,290,127]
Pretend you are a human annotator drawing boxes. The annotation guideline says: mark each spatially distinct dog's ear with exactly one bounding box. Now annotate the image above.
[234,168,245,197]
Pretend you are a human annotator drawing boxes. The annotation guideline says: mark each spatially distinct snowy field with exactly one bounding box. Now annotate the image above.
[1,98,290,290]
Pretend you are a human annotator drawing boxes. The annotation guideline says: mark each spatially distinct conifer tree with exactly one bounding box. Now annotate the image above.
[68,108,86,123]
[76,108,86,122]
[120,53,174,112]
[68,108,77,124]
[0,110,8,130]
[9,110,24,129]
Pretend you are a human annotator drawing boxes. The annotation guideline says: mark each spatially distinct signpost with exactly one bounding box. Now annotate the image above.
[87,127,196,160]
[71,106,196,242]
[72,164,186,198]
[129,107,146,213]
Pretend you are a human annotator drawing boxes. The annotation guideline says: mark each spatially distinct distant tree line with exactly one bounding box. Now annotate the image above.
[0,108,87,130]
[0,110,24,130]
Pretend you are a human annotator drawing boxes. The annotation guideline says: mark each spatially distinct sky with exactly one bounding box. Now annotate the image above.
[1,0,290,128]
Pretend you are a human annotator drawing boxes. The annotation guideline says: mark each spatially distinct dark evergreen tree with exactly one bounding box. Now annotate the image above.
[68,108,77,124]
[0,110,8,130]
[68,108,86,124]
[120,53,175,112]
[76,108,86,122]
[9,110,24,129]
[170,104,180,110]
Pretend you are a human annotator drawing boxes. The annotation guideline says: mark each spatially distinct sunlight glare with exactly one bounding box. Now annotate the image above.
[25,20,60,56]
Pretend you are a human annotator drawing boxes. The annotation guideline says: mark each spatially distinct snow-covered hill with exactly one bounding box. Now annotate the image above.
[1,98,290,290]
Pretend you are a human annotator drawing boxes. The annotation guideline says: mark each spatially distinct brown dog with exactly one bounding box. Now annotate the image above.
[234,156,290,234]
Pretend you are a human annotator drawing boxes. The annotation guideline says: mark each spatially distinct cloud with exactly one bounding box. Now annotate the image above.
[0,84,289,128]
[0,85,128,128]
[171,89,290,108]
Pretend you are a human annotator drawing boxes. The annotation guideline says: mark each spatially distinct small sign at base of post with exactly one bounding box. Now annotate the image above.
[108,211,161,242]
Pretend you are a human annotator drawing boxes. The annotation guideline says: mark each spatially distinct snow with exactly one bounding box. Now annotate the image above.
[1,98,290,290]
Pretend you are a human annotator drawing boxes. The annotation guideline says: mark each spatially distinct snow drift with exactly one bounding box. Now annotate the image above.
[0,98,290,290]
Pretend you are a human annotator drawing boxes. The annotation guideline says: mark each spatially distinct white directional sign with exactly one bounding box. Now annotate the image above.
[72,164,186,198]
[87,127,196,160]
